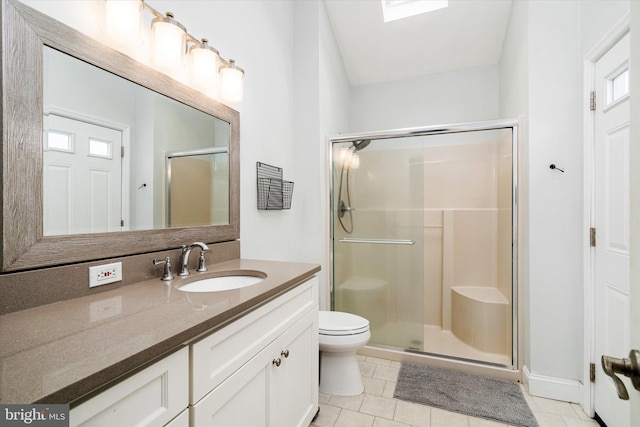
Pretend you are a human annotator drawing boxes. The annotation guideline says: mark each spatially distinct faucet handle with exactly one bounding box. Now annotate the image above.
[197,250,208,272]
[152,256,175,281]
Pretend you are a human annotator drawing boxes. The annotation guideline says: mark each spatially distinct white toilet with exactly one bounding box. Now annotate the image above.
[319,310,371,396]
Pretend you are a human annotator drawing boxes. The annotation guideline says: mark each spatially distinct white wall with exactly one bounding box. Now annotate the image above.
[500,0,631,403]
[293,1,351,309]
[581,1,633,56]
[318,2,351,309]
[349,65,500,132]
[528,0,583,384]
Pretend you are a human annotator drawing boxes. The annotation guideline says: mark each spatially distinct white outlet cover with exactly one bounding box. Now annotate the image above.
[89,262,123,287]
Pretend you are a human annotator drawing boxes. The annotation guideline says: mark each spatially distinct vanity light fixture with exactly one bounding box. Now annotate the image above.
[104,0,245,102]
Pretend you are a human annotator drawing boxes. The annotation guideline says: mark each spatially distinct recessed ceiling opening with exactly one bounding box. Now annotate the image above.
[381,0,448,23]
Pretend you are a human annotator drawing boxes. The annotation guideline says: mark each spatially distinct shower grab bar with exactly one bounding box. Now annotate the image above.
[338,238,415,245]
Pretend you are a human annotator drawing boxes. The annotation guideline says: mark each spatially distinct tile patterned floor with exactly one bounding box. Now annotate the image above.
[311,355,600,427]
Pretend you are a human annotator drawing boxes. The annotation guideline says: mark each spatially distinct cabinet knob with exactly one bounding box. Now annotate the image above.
[281,350,290,358]
[272,358,282,367]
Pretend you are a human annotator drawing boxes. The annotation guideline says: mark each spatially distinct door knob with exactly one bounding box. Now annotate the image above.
[601,349,640,400]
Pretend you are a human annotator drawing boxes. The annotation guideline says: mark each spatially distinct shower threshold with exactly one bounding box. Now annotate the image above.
[367,323,511,367]
[422,325,511,366]
[404,349,509,369]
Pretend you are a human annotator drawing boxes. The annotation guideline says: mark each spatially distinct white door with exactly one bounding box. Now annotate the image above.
[43,114,123,236]
[594,32,633,426]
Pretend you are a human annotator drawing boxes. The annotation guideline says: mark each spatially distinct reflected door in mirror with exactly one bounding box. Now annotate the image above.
[44,114,123,236]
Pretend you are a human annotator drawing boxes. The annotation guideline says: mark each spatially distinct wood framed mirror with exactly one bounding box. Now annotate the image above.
[1,0,240,272]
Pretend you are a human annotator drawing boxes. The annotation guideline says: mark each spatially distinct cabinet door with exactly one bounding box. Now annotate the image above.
[70,347,188,427]
[273,309,319,427]
[191,344,274,427]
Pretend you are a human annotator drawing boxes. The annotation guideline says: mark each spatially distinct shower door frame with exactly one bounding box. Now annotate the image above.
[329,118,520,370]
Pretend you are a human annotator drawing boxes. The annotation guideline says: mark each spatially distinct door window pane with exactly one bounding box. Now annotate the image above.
[89,138,112,158]
[46,131,73,152]
[607,68,629,105]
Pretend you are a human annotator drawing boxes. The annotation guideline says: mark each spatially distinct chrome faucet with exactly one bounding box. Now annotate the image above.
[178,242,209,276]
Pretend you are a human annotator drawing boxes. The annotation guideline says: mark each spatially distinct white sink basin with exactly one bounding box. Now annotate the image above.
[177,273,265,293]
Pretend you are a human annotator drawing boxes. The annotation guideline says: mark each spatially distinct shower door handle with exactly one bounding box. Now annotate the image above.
[601,349,640,400]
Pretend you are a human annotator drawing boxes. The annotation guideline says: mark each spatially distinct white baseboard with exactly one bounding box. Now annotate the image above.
[522,365,583,403]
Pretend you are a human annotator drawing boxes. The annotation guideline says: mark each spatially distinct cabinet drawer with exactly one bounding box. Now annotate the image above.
[191,276,318,404]
[70,347,188,427]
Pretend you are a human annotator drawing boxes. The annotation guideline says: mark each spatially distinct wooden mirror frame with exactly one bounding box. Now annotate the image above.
[0,0,240,272]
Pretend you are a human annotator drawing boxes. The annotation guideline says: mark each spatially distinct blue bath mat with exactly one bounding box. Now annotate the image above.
[394,363,539,427]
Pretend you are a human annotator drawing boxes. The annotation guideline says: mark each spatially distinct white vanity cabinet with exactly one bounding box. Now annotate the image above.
[69,347,189,427]
[67,275,319,427]
[190,276,319,427]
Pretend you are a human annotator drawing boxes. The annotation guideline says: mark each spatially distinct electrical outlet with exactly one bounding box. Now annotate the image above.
[89,262,123,288]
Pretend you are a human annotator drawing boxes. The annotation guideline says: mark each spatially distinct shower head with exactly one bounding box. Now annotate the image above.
[352,139,371,151]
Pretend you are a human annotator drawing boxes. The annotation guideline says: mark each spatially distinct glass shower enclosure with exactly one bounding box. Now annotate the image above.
[330,120,518,368]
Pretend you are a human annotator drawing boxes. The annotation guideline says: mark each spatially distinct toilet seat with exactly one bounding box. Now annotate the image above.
[319,311,369,336]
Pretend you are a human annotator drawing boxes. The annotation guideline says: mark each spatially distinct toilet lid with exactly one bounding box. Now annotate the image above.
[319,311,370,335]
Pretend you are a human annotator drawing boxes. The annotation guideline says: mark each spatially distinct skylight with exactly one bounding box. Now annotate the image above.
[381,0,448,22]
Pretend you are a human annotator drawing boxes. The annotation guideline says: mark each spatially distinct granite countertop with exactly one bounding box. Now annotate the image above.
[0,258,320,404]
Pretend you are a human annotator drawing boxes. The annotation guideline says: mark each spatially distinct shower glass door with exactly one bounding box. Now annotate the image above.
[331,137,425,351]
[331,121,517,368]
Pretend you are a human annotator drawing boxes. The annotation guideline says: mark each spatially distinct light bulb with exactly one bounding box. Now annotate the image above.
[151,12,186,69]
[104,0,142,45]
[220,59,244,103]
[189,39,219,94]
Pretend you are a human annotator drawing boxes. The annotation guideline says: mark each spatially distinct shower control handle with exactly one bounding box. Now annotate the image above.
[272,358,282,367]
[601,349,640,400]
[338,200,354,218]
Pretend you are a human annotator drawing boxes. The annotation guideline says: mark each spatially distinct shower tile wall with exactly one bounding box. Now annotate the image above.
[422,134,513,363]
